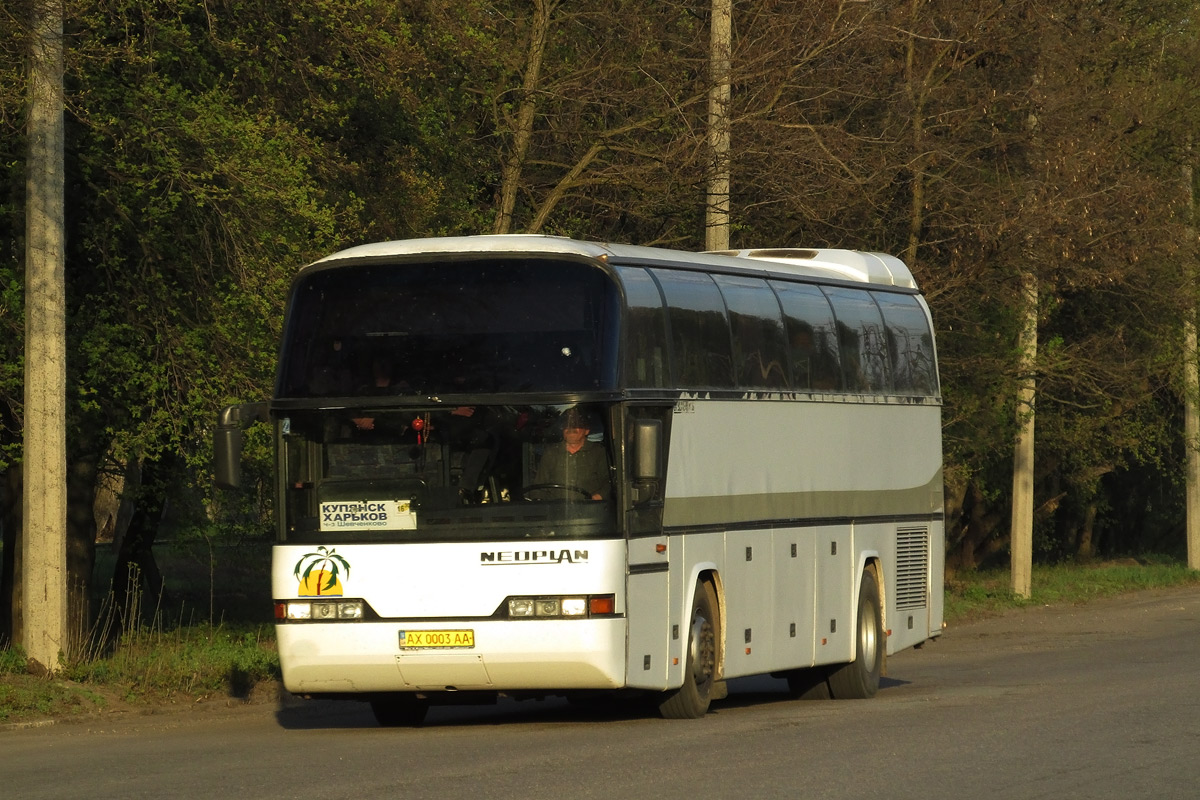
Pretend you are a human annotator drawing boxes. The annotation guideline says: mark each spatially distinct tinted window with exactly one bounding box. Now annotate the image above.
[618,266,669,389]
[874,292,938,396]
[652,270,734,389]
[771,281,842,391]
[279,258,619,397]
[714,275,790,389]
[823,287,891,393]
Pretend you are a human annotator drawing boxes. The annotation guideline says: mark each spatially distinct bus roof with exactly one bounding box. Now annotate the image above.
[310,235,917,290]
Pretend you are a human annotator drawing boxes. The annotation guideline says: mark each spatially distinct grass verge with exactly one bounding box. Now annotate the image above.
[944,557,1200,622]
[0,624,279,725]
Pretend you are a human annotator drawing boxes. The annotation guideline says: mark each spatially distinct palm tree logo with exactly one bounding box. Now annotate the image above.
[294,546,351,596]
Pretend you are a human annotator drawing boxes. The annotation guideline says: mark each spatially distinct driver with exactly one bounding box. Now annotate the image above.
[532,408,610,500]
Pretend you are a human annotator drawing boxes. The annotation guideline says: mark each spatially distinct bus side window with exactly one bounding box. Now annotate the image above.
[823,287,892,395]
[873,292,938,397]
[652,269,734,390]
[771,281,843,392]
[618,266,669,389]
[713,274,790,390]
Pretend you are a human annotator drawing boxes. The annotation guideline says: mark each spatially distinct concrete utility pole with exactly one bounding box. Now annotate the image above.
[1010,270,1036,599]
[22,0,68,673]
[1010,70,1043,601]
[1182,148,1200,570]
[706,0,732,251]
[1185,311,1199,568]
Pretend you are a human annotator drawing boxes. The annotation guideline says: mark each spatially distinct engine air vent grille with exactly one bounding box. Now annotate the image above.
[895,526,929,610]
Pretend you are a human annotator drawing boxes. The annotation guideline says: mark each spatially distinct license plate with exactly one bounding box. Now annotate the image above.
[399,629,475,649]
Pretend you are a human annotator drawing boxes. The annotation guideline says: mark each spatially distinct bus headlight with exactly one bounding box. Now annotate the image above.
[508,598,536,617]
[560,598,587,616]
[505,595,614,618]
[276,600,364,621]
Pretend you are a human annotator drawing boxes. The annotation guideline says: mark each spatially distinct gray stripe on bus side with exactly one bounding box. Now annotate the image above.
[661,469,943,528]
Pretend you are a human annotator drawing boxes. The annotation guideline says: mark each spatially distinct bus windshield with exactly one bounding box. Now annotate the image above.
[279,403,617,543]
[278,257,620,398]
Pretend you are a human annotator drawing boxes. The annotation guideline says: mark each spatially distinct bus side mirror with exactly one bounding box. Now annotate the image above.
[633,418,663,483]
[214,402,269,490]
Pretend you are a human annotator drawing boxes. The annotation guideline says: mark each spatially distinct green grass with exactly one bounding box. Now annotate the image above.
[943,557,1200,622]
[3,557,1200,725]
[0,623,280,724]
[0,666,110,722]
[63,624,281,701]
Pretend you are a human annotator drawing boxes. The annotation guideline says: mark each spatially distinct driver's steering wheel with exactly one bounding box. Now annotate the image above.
[521,483,594,501]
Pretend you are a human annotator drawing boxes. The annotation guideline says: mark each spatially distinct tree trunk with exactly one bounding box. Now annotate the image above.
[66,456,98,656]
[110,460,165,629]
[492,0,556,235]
[1076,503,1097,560]
[947,481,1005,573]
[1,465,22,646]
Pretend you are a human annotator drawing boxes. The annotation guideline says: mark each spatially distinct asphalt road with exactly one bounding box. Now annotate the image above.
[4,587,1200,799]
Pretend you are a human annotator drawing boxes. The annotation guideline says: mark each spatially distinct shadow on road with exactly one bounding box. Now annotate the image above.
[271,672,913,730]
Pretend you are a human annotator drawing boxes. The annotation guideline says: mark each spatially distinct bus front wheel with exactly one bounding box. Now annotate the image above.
[658,580,719,719]
[827,567,884,699]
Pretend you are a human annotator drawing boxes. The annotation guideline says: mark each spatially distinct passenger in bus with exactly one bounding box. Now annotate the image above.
[351,356,403,430]
[532,408,610,500]
[308,337,353,396]
[359,356,397,394]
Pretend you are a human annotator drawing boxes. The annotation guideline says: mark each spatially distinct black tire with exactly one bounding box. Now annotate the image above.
[827,567,884,699]
[370,695,429,727]
[658,580,719,719]
[784,666,832,700]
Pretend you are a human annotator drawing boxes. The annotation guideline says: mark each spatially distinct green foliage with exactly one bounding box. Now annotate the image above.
[0,641,27,674]
[67,51,348,464]
[0,6,27,470]
[1,0,1199,598]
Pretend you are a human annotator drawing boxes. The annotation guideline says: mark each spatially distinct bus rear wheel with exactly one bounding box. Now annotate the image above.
[658,580,719,719]
[827,567,884,699]
[370,695,429,726]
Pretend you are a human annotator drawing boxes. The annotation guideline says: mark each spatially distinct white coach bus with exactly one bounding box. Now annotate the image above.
[215,235,944,725]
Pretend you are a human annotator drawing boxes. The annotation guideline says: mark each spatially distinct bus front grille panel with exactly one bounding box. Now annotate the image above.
[895,526,929,610]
